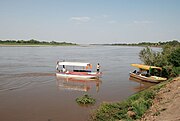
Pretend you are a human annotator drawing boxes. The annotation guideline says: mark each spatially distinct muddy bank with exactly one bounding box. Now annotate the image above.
[139,77,180,121]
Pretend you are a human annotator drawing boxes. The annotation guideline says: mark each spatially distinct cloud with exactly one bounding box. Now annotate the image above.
[70,16,91,23]
[133,20,153,24]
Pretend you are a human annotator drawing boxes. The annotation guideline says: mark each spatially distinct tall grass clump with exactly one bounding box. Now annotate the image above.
[76,94,96,105]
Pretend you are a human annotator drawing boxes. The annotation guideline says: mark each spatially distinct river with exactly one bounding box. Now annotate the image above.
[0,46,153,121]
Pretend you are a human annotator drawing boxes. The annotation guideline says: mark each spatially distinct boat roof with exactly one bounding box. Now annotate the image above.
[58,62,90,67]
[131,64,162,70]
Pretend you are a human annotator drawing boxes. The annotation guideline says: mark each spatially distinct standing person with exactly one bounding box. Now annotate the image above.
[96,63,100,72]
[56,61,59,71]
[62,65,66,72]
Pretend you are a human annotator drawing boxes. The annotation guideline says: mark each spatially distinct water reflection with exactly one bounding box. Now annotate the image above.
[129,77,155,92]
[56,77,102,92]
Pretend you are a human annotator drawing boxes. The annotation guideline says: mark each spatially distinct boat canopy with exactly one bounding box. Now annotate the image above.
[58,62,91,67]
[131,64,162,70]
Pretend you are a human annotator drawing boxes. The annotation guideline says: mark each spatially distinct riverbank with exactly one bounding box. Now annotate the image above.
[139,77,180,121]
[91,77,180,121]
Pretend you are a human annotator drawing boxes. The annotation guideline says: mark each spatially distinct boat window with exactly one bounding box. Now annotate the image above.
[73,70,91,72]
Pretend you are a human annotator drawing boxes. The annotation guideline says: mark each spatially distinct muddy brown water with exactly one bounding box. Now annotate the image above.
[0,46,157,121]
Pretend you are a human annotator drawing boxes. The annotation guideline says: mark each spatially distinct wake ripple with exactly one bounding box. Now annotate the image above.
[0,72,56,92]
[0,81,32,92]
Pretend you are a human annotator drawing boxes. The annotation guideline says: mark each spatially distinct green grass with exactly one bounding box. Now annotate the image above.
[76,94,96,105]
[90,78,172,121]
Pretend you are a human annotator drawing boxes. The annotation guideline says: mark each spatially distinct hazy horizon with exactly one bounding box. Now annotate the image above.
[0,0,180,44]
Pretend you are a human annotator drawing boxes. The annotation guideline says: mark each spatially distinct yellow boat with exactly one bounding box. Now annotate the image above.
[130,64,167,83]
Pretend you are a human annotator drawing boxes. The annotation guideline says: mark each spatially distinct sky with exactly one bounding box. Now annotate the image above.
[0,0,180,44]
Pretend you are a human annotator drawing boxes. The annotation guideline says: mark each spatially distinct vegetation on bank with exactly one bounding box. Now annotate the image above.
[139,41,180,78]
[91,40,179,121]
[0,39,77,46]
[91,78,170,121]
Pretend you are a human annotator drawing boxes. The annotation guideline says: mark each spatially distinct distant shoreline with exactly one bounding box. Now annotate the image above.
[0,44,78,47]
[0,44,160,48]
[0,39,77,47]
[0,40,179,47]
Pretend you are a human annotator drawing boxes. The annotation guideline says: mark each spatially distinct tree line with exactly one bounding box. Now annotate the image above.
[0,39,77,45]
[139,41,180,78]
[93,40,179,47]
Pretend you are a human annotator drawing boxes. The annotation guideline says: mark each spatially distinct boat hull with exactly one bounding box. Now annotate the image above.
[56,71,101,79]
[130,72,167,83]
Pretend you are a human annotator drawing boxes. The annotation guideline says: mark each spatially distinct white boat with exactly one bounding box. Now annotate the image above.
[56,61,102,79]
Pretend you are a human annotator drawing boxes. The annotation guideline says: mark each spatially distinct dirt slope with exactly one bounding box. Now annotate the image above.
[140,77,180,121]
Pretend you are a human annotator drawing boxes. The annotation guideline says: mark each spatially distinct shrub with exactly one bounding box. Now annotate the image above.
[139,46,158,66]
[168,48,180,67]
[76,94,96,104]
[171,67,180,77]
